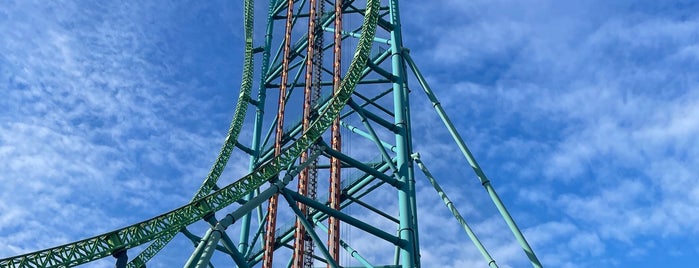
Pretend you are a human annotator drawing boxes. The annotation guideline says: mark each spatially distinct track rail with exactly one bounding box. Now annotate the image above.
[0,0,380,267]
[126,0,257,266]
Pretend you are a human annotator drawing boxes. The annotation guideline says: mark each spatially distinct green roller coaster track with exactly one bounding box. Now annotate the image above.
[0,1,543,267]
[0,0,378,267]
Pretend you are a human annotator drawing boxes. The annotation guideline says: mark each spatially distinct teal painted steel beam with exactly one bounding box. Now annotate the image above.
[279,4,390,20]
[203,216,250,268]
[314,161,385,170]
[320,141,401,187]
[344,2,392,32]
[280,190,340,268]
[345,99,399,132]
[412,153,499,268]
[347,99,401,177]
[267,78,392,88]
[403,51,543,268]
[322,26,391,44]
[243,162,394,265]
[346,194,399,224]
[340,87,393,120]
[198,148,325,267]
[271,0,287,17]
[185,228,214,268]
[393,240,399,267]
[353,90,395,117]
[265,55,305,85]
[344,175,385,204]
[284,190,406,247]
[359,48,393,81]
[313,179,385,224]
[189,144,325,267]
[193,231,220,268]
[314,221,375,268]
[235,141,255,156]
[339,120,396,152]
[367,59,397,82]
[312,162,393,224]
[181,228,232,255]
[388,0,419,266]
[239,0,276,256]
[345,266,400,268]
[339,241,373,268]
[244,209,267,258]
[190,183,277,268]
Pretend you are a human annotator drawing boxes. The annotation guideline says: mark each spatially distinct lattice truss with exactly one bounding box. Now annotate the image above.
[0,0,542,267]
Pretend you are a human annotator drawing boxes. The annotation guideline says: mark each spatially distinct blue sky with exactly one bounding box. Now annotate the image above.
[1,0,699,267]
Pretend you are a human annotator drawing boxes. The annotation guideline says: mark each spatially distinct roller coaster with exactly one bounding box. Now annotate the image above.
[1,0,542,267]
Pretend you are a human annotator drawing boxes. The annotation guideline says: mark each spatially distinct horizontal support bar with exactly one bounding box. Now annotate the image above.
[284,189,406,248]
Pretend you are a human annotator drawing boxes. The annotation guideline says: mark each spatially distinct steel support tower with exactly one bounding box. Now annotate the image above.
[0,1,542,267]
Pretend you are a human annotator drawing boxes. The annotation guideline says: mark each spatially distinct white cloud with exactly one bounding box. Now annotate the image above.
[2,1,699,267]
[0,1,237,263]
[402,1,699,267]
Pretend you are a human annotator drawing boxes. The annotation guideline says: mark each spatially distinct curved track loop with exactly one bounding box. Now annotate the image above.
[0,0,380,267]
[125,0,256,266]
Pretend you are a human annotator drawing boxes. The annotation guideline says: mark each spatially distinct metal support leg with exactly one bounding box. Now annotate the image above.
[412,153,499,268]
[388,0,420,266]
[185,229,215,268]
[315,220,375,268]
[280,189,341,268]
[204,215,250,268]
[403,51,543,268]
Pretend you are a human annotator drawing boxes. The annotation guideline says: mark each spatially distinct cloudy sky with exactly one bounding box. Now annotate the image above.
[1,0,698,267]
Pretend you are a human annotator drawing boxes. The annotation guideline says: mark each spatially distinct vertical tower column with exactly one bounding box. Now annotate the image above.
[292,0,319,266]
[388,0,420,267]
[263,1,296,267]
[328,0,344,266]
[239,0,274,256]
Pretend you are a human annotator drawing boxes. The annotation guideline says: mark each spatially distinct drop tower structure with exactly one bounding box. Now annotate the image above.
[0,1,542,267]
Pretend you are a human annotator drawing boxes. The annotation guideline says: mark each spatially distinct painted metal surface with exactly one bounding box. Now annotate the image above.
[0,1,543,268]
[404,51,543,268]
[0,0,380,266]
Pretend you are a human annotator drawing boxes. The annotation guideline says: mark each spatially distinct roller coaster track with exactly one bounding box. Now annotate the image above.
[0,0,380,266]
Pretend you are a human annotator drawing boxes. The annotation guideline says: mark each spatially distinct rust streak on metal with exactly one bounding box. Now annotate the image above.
[263,0,295,267]
[328,0,343,266]
[292,0,318,266]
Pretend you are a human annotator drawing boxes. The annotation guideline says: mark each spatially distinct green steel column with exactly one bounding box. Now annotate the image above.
[388,0,419,267]
[204,216,250,268]
[239,0,275,256]
[194,230,221,268]
[185,228,215,268]
[403,52,543,268]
